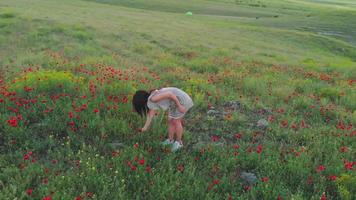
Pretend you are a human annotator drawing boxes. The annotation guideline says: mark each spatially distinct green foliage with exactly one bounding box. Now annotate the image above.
[0,0,356,199]
[10,70,83,96]
[336,174,356,200]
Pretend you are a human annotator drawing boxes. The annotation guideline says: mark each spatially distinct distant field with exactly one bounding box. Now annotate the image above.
[0,0,355,199]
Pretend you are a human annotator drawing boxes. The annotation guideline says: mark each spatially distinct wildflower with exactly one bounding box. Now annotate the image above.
[94,108,99,113]
[42,196,52,200]
[234,133,242,139]
[75,196,82,200]
[339,146,348,153]
[86,192,93,198]
[138,158,145,165]
[211,135,220,142]
[256,144,263,154]
[130,166,137,171]
[42,178,48,184]
[336,121,345,130]
[316,165,326,172]
[26,188,33,196]
[7,117,18,127]
[280,120,288,128]
[344,161,353,170]
[300,119,307,128]
[23,154,30,160]
[177,164,184,172]
[320,192,327,200]
[146,165,152,173]
[291,123,298,130]
[328,175,337,181]
[261,177,269,182]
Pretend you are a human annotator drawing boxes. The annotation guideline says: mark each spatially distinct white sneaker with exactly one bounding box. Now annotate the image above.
[161,139,174,146]
[171,141,183,152]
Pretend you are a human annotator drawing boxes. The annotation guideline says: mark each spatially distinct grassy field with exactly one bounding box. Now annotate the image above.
[0,0,355,199]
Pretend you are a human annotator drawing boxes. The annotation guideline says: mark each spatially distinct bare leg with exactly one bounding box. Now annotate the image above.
[173,118,184,144]
[168,118,175,141]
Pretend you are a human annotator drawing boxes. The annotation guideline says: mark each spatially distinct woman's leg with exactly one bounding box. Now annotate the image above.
[173,118,184,144]
[167,117,175,141]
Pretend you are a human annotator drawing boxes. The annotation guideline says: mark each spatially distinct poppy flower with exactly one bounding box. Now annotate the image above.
[177,164,184,172]
[23,154,30,160]
[212,179,219,185]
[138,158,145,165]
[26,188,33,196]
[42,196,52,200]
[280,120,288,128]
[145,165,152,173]
[211,135,220,142]
[261,177,269,182]
[316,165,326,172]
[7,117,18,127]
[234,133,242,139]
[328,175,337,181]
[256,144,263,154]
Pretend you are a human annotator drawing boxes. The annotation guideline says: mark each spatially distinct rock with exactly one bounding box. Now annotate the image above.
[223,100,241,111]
[257,119,269,129]
[108,142,125,149]
[240,172,258,186]
[207,109,220,115]
[207,109,224,118]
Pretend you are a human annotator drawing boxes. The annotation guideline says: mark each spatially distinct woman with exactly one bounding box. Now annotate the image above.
[132,87,194,152]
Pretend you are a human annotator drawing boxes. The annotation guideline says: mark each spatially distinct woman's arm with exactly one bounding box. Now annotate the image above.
[150,91,182,108]
[141,109,155,131]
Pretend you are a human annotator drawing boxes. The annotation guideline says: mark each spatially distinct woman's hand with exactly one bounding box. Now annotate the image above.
[178,105,186,113]
[139,127,147,132]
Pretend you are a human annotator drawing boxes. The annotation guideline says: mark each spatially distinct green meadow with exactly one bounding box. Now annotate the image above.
[0,0,355,199]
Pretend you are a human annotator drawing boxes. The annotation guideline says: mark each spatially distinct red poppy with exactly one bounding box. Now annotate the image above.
[344,161,353,170]
[94,108,99,113]
[316,165,326,172]
[280,120,288,128]
[86,192,93,198]
[211,135,220,142]
[328,175,337,181]
[7,117,18,127]
[23,154,30,160]
[291,123,298,130]
[146,165,152,173]
[339,146,348,153]
[138,158,145,165]
[176,164,184,173]
[26,188,33,196]
[256,144,263,154]
[261,177,269,182]
[42,196,52,200]
[234,133,242,139]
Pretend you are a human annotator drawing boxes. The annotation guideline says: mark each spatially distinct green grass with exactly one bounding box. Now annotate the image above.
[0,0,355,199]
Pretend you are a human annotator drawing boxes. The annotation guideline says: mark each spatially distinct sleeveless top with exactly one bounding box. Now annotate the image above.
[147,87,194,111]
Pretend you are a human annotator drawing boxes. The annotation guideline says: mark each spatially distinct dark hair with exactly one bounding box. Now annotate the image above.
[132,90,150,117]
